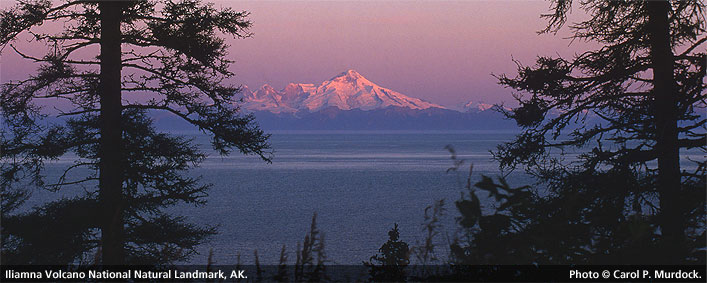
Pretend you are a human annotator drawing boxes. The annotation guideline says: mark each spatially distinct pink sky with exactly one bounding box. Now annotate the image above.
[1,0,594,108]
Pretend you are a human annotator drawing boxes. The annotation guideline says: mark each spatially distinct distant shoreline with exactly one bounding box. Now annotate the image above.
[161,129,522,135]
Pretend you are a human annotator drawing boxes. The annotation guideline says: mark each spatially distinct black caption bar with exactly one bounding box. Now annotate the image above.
[1,265,705,282]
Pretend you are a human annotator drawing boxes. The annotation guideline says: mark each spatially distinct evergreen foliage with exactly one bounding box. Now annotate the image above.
[1,0,270,265]
[364,223,410,282]
[461,0,706,264]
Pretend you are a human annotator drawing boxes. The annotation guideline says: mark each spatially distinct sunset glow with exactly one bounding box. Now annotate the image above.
[0,0,596,108]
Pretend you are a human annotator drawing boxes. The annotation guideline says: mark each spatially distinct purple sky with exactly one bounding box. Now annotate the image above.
[217,1,596,107]
[1,1,595,108]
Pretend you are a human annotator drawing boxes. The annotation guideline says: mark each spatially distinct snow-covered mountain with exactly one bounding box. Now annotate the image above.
[462,101,493,112]
[459,100,513,113]
[238,70,444,113]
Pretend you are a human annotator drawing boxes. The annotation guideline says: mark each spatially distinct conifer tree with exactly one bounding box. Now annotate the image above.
[365,223,410,282]
[491,0,705,263]
[1,0,270,264]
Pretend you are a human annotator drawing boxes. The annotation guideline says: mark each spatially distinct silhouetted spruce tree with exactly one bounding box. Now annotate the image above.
[364,223,410,282]
[1,0,270,265]
[484,0,705,264]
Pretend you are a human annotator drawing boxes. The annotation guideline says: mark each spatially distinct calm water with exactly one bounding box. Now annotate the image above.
[25,131,704,265]
[177,130,522,265]
[183,131,525,265]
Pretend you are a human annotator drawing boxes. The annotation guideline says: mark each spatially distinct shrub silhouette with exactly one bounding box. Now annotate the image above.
[364,223,410,282]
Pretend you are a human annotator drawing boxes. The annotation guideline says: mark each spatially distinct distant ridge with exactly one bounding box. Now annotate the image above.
[246,106,518,131]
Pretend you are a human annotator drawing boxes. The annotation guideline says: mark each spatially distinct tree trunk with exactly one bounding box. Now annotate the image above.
[98,1,124,265]
[646,0,685,263]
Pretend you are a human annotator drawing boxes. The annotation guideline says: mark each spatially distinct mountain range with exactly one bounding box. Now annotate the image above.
[238,69,510,114]
[151,70,704,131]
[154,70,518,131]
[238,69,445,113]
[227,70,516,130]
